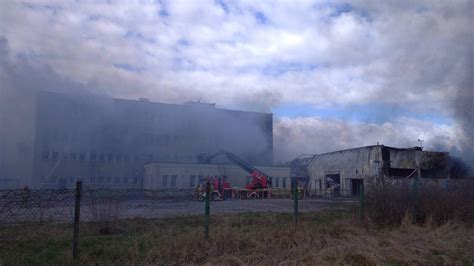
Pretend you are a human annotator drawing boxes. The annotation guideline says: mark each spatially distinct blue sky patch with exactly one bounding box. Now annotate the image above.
[254,11,268,24]
[216,0,230,14]
[272,103,453,125]
[262,62,322,76]
[113,63,143,73]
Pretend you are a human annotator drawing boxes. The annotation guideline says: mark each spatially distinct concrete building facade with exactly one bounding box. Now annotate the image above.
[0,90,274,189]
[144,163,290,190]
[307,145,450,196]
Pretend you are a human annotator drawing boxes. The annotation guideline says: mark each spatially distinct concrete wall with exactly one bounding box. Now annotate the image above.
[144,163,290,190]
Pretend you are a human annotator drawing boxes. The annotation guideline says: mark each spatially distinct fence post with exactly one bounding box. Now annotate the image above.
[411,178,419,223]
[293,182,298,225]
[72,181,82,260]
[204,181,210,239]
[359,182,365,220]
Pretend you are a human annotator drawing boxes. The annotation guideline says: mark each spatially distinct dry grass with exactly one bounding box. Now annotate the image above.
[1,210,473,265]
[364,182,474,227]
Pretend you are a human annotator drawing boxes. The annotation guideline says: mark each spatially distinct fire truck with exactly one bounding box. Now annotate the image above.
[196,150,272,199]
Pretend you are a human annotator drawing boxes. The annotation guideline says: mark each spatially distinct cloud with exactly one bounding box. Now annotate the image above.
[0,0,472,164]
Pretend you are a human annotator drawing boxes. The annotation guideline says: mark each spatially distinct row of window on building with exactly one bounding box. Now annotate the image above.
[41,151,196,162]
[45,176,140,185]
[157,175,289,189]
[42,128,193,147]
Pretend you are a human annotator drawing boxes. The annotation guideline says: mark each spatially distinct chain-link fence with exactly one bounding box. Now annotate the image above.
[0,182,359,263]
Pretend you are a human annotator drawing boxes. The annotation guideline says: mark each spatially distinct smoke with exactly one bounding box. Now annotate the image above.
[450,47,474,175]
[273,116,462,163]
[0,34,272,180]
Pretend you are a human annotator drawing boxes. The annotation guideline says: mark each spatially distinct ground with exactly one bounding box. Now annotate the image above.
[2,197,356,223]
[1,209,473,265]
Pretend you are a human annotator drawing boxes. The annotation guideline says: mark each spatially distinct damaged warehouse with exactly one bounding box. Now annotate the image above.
[305,145,450,197]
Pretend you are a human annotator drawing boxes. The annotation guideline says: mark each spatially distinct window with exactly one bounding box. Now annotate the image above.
[282,177,287,188]
[268,177,273,187]
[107,153,113,161]
[222,176,228,182]
[189,175,196,187]
[79,153,85,161]
[90,152,97,161]
[246,176,251,185]
[133,177,139,184]
[162,175,169,188]
[123,177,129,184]
[106,176,112,184]
[42,151,49,160]
[99,153,105,161]
[115,154,122,161]
[275,177,280,188]
[123,155,130,162]
[170,175,177,188]
[52,152,59,160]
[198,175,204,185]
[114,177,120,184]
[70,152,77,160]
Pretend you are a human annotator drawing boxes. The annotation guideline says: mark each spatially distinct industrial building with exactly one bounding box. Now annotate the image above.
[305,145,450,197]
[144,163,290,190]
[0,90,273,189]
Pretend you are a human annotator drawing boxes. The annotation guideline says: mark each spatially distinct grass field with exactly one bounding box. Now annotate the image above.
[1,209,473,265]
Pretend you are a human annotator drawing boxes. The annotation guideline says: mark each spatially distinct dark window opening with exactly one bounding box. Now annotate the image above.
[107,153,113,161]
[42,151,49,160]
[99,153,105,161]
[52,152,59,160]
[79,153,85,161]
[350,179,363,196]
[390,168,416,178]
[90,152,97,161]
[70,152,77,160]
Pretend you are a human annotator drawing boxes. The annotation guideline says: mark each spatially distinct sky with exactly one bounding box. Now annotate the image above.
[0,0,473,162]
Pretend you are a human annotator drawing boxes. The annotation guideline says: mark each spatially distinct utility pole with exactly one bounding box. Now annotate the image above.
[417,139,424,149]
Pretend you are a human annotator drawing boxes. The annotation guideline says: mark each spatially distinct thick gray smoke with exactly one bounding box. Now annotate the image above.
[451,48,474,175]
